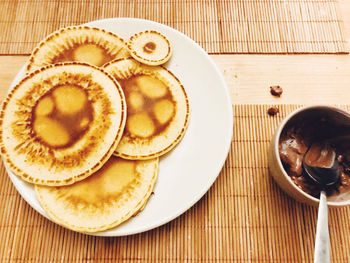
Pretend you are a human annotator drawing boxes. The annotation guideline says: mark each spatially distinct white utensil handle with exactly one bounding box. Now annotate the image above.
[314,191,330,263]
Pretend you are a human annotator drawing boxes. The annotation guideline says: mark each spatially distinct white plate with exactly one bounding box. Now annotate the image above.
[5,18,233,236]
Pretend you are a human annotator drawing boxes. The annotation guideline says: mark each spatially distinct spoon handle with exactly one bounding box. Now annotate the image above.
[314,191,330,263]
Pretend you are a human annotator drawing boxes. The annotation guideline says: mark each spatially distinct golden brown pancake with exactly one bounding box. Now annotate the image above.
[35,156,158,233]
[26,26,130,73]
[103,58,190,160]
[0,63,126,186]
[128,30,172,66]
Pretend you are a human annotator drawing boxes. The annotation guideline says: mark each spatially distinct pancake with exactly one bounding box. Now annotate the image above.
[35,156,158,233]
[26,26,130,73]
[103,58,190,160]
[0,63,127,186]
[127,30,172,66]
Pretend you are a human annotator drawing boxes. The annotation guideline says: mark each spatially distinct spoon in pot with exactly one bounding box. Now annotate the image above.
[303,142,340,263]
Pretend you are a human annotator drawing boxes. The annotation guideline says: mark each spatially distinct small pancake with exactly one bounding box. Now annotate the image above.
[26,26,130,73]
[35,156,158,233]
[127,30,172,66]
[0,63,127,186]
[104,58,190,160]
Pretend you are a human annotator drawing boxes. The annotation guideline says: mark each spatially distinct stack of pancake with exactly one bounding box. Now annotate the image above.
[0,26,189,233]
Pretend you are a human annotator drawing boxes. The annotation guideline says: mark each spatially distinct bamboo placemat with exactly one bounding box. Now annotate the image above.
[1,104,350,262]
[0,0,347,55]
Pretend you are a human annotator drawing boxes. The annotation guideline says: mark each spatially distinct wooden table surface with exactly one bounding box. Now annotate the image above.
[0,0,349,104]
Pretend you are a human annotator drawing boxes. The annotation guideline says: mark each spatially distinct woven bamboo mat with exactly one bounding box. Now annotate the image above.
[0,0,347,55]
[1,104,350,262]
